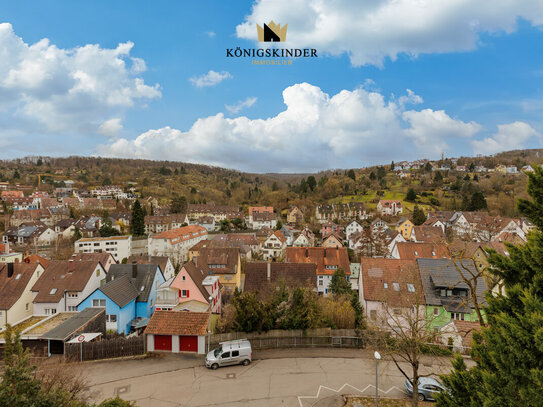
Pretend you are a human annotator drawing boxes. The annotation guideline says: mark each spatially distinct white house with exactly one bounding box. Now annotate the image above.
[248,212,277,230]
[75,235,132,262]
[376,200,403,216]
[148,225,208,266]
[293,229,315,247]
[31,260,106,315]
[346,220,363,240]
[262,230,287,260]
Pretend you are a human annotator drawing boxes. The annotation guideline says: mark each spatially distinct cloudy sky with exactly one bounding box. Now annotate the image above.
[1,0,542,172]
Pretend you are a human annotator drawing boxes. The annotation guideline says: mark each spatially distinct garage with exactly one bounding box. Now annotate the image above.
[144,311,209,354]
[179,335,198,352]
[154,335,172,351]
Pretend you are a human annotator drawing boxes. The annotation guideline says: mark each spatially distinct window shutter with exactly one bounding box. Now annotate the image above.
[186,290,189,297]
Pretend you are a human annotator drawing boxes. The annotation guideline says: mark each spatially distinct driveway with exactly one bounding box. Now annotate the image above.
[84,348,458,407]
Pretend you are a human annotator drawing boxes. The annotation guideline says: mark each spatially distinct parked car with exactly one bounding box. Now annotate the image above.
[205,339,252,369]
[405,377,445,401]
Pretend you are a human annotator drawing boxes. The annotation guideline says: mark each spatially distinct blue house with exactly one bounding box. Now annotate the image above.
[78,263,165,334]
[77,275,138,334]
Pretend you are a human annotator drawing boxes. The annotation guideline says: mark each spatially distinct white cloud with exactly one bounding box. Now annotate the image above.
[0,22,160,154]
[206,31,216,38]
[398,89,423,108]
[236,0,543,66]
[99,84,487,172]
[403,109,482,156]
[471,121,541,155]
[98,118,123,138]
[189,70,232,88]
[225,97,257,114]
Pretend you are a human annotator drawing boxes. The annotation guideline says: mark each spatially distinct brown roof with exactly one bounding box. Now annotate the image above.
[32,260,102,303]
[452,320,481,349]
[360,258,423,307]
[244,262,316,292]
[395,242,450,260]
[23,254,51,268]
[0,263,41,310]
[248,206,274,215]
[127,255,170,275]
[412,226,446,244]
[144,311,209,336]
[448,242,485,259]
[286,247,351,276]
[180,261,210,300]
[152,225,207,242]
[272,230,287,243]
[71,252,115,269]
[189,240,211,252]
[195,248,240,274]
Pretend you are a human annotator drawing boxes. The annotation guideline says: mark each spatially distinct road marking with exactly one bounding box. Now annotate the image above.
[297,383,405,406]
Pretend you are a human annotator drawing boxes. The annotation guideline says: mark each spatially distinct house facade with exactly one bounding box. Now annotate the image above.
[75,235,132,262]
[377,200,403,216]
[148,226,208,266]
[262,230,287,261]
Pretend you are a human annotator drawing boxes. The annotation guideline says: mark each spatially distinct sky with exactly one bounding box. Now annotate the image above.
[0,0,542,173]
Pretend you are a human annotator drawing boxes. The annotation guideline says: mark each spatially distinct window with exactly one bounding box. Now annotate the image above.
[414,250,418,256]
[433,307,439,316]
[49,288,57,295]
[45,308,57,315]
[106,314,117,323]
[383,283,388,289]
[407,284,415,293]
[26,303,29,311]
[451,312,465,321]
[393,308,401,315]
[92,299,106,307]
[182,275,186,281]
[221,352,230,358]
[392,282,400,291]
[431,251,436,256]
[181,290,188,298]
[96,269,100,277]
[15,273,21,280]
[68,293,78,298]
[68,306,77,312]
[232,350,239,357]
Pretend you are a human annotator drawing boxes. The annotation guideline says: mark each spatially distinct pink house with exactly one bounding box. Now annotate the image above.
[155,260,221,313]
[321,222,340,238]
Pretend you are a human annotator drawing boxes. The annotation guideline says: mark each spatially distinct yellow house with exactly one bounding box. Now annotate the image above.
[287,206,304,224]
[0,262,44,329]
[494,164,507,174]
[0,252,23,263]
[195,247,241,294]
[397,218,414,240]
[187,239,210,261]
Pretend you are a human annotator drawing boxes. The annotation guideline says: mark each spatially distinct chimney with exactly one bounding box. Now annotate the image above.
[132,262,138,279]
[267,262,271,281]
[7,262,14,278]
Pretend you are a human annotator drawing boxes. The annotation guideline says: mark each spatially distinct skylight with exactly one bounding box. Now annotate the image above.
[407,284,415,292]
[49,288,57,295]
[15,273,21,280]
[392,282,400,291]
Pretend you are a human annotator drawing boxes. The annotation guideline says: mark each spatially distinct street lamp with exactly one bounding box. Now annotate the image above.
[207,295,213,353]
[374,351,381,407]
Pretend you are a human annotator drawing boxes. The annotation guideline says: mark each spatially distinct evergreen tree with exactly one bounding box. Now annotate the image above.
[469,162,475,172]
[307,176,317,191]
[130,200,145,236]
[433,171,443,182]
[437,166,543,407]
[369,171,376,181]
[329,268,352,295]
[170,195,188,213]
[424,162,433,172]
[411,205,426,226]
[347,169,356,181]
[276,219,283,230]
[406,188,417,201]
[469,191,487,211]
[390,161,395,171]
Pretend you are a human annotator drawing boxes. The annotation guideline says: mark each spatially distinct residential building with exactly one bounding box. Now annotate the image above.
[248,206,274,216]
[10,208,55,227]
[144,214,189,235]
[262,230,287,260]
[71,252,116,273]
[345,220,363,240]
[349,263,360,293]
[322,232,343,248]
[187,203,242,222]
[287,206,304,224]
[376,200,403,216]
[127,255,176,280]
[54,218,77,239]
[248,212,277,229]
[32,260,106,315]
[417,258,486,331]
[148,226,208,266]
[293,228,315,247]
[193,247,242,294]
[411,225,446,244]
[390,242,450,260]
[321,222,340,237]
[286,247,351,296]
[75,235,132,262]
[280,225,295,246]
[359,258,422,329]
[315,202,368,223]
[396,218,414,240]
[0,262,44,328]
[144,311,209,354]
[3,222,57,247]
[196,216,215,232]
[439,320,481,353]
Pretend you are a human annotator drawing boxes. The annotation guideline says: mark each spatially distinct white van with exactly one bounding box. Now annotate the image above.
[205,339,252,369]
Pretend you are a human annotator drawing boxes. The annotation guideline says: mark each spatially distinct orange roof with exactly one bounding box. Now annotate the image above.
[152,225,207,243]
[24,254,50,268]
[286,247,350,275]
[144,311,209,336]
[273,230,287,243]
[395,242,450,260]
[379,200,402,207]
[248,206,274,215]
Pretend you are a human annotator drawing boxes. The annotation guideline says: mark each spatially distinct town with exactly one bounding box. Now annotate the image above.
[0,151,540,406]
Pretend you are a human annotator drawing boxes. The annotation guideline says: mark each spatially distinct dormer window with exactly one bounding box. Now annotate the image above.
[432,251,436,256]
[407,284,415,292]
[392,283,400,291]
[15,273,21,280]
[49,288,57,295]
[414,251,418,256]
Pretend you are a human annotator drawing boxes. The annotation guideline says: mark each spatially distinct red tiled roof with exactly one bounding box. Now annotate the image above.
[286,247,350,276]
[248,206,274,215]
[152,225,207,242]
[144,311,209,336]
[395,242,450,260]
[379,200,402,207]
[360,258,423,307]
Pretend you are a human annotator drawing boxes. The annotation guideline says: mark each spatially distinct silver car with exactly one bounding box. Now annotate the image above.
[205,339,252,369]
[405,377,445,401]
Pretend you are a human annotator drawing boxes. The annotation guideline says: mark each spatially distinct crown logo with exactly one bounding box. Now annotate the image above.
[257,21,287,42]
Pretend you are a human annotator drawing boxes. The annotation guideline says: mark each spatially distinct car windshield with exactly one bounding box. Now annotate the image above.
[213,346,222,357]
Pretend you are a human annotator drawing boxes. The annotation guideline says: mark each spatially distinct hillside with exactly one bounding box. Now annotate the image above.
[1,149,540,219]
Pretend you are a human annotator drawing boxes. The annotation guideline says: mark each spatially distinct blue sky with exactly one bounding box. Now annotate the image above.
[0,1,542,172]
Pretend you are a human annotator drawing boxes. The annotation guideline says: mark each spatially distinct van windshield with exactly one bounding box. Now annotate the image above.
[213,346,222,357]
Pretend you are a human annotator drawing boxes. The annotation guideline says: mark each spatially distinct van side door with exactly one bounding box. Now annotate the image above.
[219,351,232,366]
[231,350,240,365]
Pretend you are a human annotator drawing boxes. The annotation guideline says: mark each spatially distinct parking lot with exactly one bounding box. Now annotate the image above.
[85,348,458,407]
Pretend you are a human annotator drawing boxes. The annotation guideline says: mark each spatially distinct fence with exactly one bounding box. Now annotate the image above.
[65,336,145,362]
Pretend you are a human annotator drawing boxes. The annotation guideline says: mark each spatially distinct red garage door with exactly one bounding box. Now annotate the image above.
[179,335,198,352]
[154,335,172,351]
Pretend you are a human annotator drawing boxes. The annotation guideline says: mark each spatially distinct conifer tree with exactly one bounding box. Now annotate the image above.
[130,200,145,236]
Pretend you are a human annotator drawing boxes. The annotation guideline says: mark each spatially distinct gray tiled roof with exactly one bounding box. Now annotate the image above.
[41,307,104,341]
[106,264,160,303]
[417,258,487,309]
[100,274,139,308]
